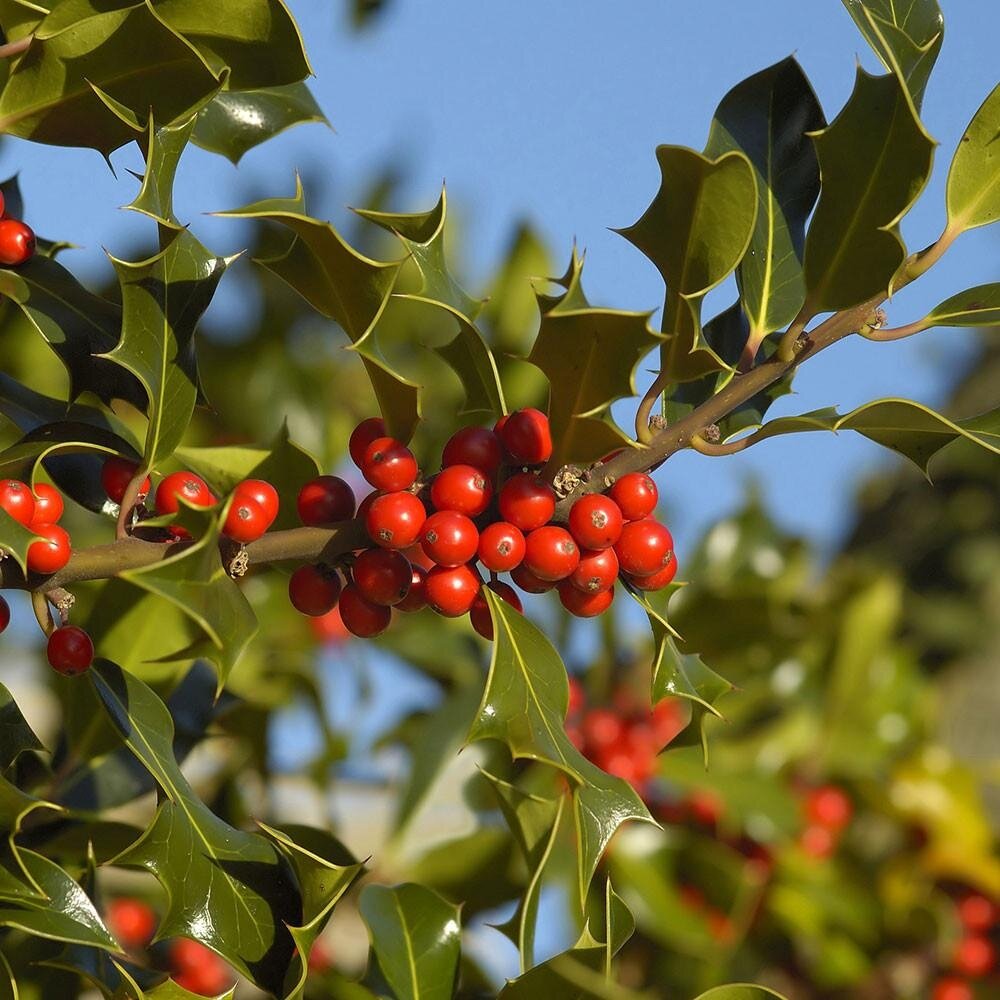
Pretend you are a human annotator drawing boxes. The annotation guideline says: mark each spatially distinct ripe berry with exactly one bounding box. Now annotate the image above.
[169,938,232,995]
[608,473,658,521]
[0,219,35,266]
[27,523,71,574]
[155,471,215,514]
[430,465,492,516]
[689,790,725,826]
[582,709,624,749]
[106,898,156,949]
[442,426,503,475]
[0,479,35,526]
[498,473,555,532]
[558,580,614,617]
[297,475,355,525]
[47,625,94,675]
[234,479,279,526]
[804,785,853,831]
[625,554,677,591]
[614,519,674,577]
[288,565,341,617]
[222,496,268,544]
[954,936,996,978]
[425,564,480,617]
[799,824,836,859]
[0,595,9,633]
[470,581,522,640]
[568,494,623,550]
[101,457,150,505]
[339,583,391,637]
[510,563,554,594]
[362,437,418,492]
[931,979,974,1000]
[30,483,64,526]
[349,417,386,468]
[499,408,552,465]
[523,526,580,582]
[396,565,428,612]
[569,547,618,593]
[365,492,426,549]
[352,548,412,606]
[309,606,350,645]
[478,522,525,573]
[421,511,479,567]
[957,893,998,934]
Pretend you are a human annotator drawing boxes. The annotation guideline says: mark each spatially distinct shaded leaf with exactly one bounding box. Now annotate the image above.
[923,283,1000,328]
[693,988,789,1000]
[0,683,43,772]
[0,420,138,486]
[946,81,1000,233]
[0,507,40,574]
[802,69,935,313]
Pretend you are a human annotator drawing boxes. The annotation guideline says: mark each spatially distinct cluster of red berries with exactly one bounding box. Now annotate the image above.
[564,678,685,790]
[287,410,677,640]
[0,193,35,267]
[797,784,853,859]
[931,891,998,1000]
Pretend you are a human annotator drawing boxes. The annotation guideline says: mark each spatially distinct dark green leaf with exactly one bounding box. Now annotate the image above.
[693,988,789,1000]
[0,506,39,574]
[704,58,824,357]
[0,420,138,485]
[192,82,327,165]
[0,682,43,772]
[946,81,1000,233]
[90,660,300,994]
[802,69,935,313]
[923,283,1000,328]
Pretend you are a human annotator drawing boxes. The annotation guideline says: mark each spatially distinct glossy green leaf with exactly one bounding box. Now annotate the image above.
[0,507,40,574]
[128,115,197,229]
[0,683,54,837]
[0,421,138,486]
[145,977,236,1000]
[0,3,221,154]
[103,229,230,468]
[192,82,327,164]
[359,882,461,1000]
[91,660,300,994]
[693,988,789,1000]
[527,254,658,467]
[802,69,935,313]
[0,684,43,771]
[923,283,1000,327]
[842,0,944,111]
[0,0,47,42]
[946,81,1000,233]
[704,58,824,355]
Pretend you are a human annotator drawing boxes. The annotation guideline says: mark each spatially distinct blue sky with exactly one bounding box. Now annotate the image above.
[3,1,999,555]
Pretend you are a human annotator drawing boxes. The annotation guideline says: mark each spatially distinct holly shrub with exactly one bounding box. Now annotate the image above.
[0,1,996,999]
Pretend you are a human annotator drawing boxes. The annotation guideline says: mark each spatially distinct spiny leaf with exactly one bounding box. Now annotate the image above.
[923,283,1000,327]
[192,82,328,165]
[0,421,138,486]
[359,883,462,1000]
[704,58,824,355]
[0,683,43,771]
[946,81,1000,233]
[91,660,299,994]
[841,0,944,112]
[802,68,935,313]
[128,115,198,229]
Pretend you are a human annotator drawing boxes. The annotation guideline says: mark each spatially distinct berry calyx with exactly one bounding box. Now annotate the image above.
[430,464,493,516]
[352,548,412,606]
[498,473,555,532]
[442,426,503,475]
[30,482,64,526]
[523,525,580,582]
[0,218,35,266]
[608,473,658,521]
[558,580,614,617]
[0,479,35,526]
[106,898,157,949]
[222,495,268,544]
[101,457,150,505]
[396,565,428,612]
[568,494,624,550]
[421,510,479,567]
[361,437,418,492]
[470,581,522,640]
[234,479,279,527]
[569,547,619,593]
[27,522,71,575]
[614,519,674,577]
[47,625,94,675]
[339,583,392,637]
[425,564,480,617]
[297,475,355,525]
[478,521,526,573]
[288,565,342,617]
[499,407,552,465]
[155,471,215,515]
[365,491,427,549]
[349,417,386,467]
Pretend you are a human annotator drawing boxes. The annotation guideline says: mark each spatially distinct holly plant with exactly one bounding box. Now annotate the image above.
[0,1,996,999]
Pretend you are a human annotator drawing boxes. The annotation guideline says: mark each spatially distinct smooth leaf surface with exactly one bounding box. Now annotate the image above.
[0,421,138,487]
[128,115,197,228]
[0,684,43,771]
[693,988,789,1000]
[359,883,461,1000]
[802,69,935,313]
[946,81,1000,232]
[923,284,1000,328]
[0,507,40,574]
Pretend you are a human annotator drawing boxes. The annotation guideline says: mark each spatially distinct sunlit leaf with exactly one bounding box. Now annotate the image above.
[946,81,1000,233]
[922,283,1000,328]
[693,988,789,1000]
[128,115,198,229]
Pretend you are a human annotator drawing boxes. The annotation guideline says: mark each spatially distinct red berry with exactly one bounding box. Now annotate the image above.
[421,511,479,567]
[568,494,623,550]
[100,457,150,505]
[0,219,35,266]
[222,496,268,544]
[608,473,658,521]
[498,473,556,532]
[689,790,725,826]
[932,978,974,1000]
[46,625,94,675]
[652,698,685,745]
[396,565,428,612]
[430,465,493,516]
[155,471,215,514]
[499,408,552,465]
[614,519,674,577]
[804,785,853,831]
[30,483,64,525]
[106,898,157,949]
[582,709,624,750]
[0,595,8,634]
[442,426,503,475]
[569,547,618,593]
[954,935,996,978]
[0,192,5,216]
[309,606,350,644]
[425,564,480,617]
[799,824,836,859]
[339,583,391,637]
[356,490,381,524]
[0,479,35,526]
[567,678,585,717]
[510,563,554,594]
[365,492,426,549]
[625,554,677,591]
[349,417,386,468]
[558,580,614,617]
[352,548,412,606]
[361,437,418,492]
[169,939,232,994]
[288,565,341,617]
[470,581,523,640]
[27,523,71,575]
[478,521,526,573]
[297,475,356,525]
[234,479,279,526]
[958,893,998,934]
[523,526,580,582]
